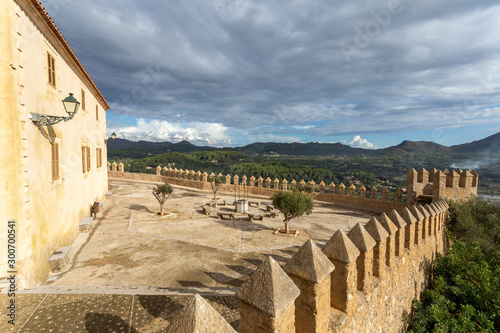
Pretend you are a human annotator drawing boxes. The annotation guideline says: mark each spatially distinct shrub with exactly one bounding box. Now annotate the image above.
[152,182,173,215]
[408,197,500,332]
[447,197,500,263]
[409,241,500,332]
[271,190,313,233]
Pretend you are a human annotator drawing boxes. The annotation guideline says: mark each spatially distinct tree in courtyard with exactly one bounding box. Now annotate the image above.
[272,190,313,234]
[210,174,225,200]
[152,181,173,215]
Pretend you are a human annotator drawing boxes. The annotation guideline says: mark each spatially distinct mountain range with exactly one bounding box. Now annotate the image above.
[107,131,500,157]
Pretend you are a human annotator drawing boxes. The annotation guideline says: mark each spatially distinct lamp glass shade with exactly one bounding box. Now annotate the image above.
[62,93,80,116]
[111,132,117,140]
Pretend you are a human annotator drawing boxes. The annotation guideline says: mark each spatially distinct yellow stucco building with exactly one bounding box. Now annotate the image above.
[1,0,109,288]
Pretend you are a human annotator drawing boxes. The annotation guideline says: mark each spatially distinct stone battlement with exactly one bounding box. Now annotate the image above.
[407,168,478,204]
[107,164,453,332]
[165,200,449,332]
[108,164,407,213]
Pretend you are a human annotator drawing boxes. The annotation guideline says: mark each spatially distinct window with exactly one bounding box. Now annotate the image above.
[51,143,59,180]
[86,146,91,171]
[82,146,86,173]
[47,53,56,87]
[96,148,102,168]
[81,89,86,111]
[96,105,99,121]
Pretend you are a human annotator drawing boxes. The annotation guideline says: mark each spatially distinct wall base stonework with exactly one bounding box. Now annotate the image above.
[314,192,406,213]
[108,171,168,184]
[331,233,444,332]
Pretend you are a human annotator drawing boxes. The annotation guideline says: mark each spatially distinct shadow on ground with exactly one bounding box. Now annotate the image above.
[85,313,138,333]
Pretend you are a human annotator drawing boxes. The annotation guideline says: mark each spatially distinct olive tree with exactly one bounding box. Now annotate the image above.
[210,174,225,200]
[272,190,313,233]
[152,181,173,215]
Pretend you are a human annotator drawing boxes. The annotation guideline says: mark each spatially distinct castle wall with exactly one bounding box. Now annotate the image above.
[314,192,406,213]
[407,168,478,204]
[333,224,444,332]
[110,167,452,332]
[164,202,449,333]
[108,169,406,213]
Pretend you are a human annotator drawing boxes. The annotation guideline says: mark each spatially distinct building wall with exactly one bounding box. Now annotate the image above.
[0,0,108,288]
[0,0,27,284]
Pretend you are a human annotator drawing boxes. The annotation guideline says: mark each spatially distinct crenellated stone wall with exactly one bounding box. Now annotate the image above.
[108,166,407,213]
[108,164,453,332]
[162,200,449,333]
[109,165,449,332]
[407,167,478,204]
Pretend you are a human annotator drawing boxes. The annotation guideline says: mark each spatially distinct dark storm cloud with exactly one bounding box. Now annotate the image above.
[46,0,500,143]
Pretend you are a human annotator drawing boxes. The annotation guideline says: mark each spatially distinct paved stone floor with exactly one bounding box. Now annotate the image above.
[1,178,374,332]
[0,293,238,332]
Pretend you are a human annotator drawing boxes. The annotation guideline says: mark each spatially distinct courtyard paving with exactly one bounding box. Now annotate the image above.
[1,178,375,332]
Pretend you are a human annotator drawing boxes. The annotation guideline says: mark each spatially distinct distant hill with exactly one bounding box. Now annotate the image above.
[108,139,217,153]
[108,132,500,158]
[380,140,452,155]
[451,132,500,153]
[235,141,368,156]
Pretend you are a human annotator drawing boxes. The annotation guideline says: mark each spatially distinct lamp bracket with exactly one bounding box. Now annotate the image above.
[30,113,74,126]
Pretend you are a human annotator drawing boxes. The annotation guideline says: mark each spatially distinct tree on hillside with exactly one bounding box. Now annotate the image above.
[272,190,313,234]
[152,181,173,215]
[210,174,225,200]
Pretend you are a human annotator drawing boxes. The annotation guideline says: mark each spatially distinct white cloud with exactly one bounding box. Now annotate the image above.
[109,119,232,146]
[342,135,378,149]
[50,0,500,144]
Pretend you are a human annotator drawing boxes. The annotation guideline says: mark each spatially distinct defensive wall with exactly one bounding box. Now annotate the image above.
[106,165,462,332]
[108,164,407,213]
[108,163,478,213]
[166,200,450,332]
[407,167,478,204]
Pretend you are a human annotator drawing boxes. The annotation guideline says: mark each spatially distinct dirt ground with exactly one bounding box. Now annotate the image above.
[48,179,374,290]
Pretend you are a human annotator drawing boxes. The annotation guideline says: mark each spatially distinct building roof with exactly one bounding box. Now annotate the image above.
[21,0,110,110]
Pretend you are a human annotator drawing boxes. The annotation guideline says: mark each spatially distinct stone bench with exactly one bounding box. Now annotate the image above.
[269,209,280,218]
[206,201,218,208]
[217,212,235,220]
[266,205,275,211]
[202,205,212,216]
[248,201,260,208]
[79,216,94,233]
[248,212,264,221]
[49,246,71,272]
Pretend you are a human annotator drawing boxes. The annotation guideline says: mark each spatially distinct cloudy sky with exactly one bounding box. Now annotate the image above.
[45,0,500,148]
